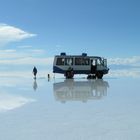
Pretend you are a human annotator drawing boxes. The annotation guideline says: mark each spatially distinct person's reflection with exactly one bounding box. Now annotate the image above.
[33,79,38,91]
[53,79,109,103]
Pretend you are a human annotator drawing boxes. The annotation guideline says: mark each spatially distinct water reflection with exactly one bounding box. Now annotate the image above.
[53,79,109,103]
[33,80,38,91]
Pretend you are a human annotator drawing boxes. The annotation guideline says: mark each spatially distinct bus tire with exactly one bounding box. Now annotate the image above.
[96,72,103,79]
[65,70,74,79]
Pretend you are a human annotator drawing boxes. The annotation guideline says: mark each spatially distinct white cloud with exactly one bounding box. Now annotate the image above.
[17,45,33,49]
[108,56,140,66]
[56,44,62,48]
[0,48,53,68]
[30,49,45,53]
[0,70,53,78]
[0,49,28,59]
[108,69,140,78]
[0,48,46,60]
[0,93,35,112]
[3,49,16,52]
[0,57,53,65]
[0,24,36,45]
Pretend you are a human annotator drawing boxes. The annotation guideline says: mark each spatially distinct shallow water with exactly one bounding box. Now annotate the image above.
[0,76,140,140]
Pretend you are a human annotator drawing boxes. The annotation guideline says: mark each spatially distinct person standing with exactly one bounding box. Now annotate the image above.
[33,66,37,79]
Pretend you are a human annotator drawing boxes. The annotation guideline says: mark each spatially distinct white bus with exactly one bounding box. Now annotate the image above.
[53,53,109,79]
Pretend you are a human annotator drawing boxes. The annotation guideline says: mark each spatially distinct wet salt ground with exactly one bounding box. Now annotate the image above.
[0,76,140,140]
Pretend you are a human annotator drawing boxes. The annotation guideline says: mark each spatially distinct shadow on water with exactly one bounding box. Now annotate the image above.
[33,79,38,91]
[53,79,109,103]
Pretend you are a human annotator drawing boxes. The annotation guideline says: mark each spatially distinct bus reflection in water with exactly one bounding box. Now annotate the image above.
[53,79,109,103]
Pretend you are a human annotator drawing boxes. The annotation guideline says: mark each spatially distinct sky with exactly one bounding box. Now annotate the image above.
[0,0,140,77]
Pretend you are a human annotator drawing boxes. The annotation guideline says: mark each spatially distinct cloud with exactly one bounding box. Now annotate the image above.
[0,48,53,70]
[0,48,47,60]
[0,70,53,78]
[30,49,45,53]
[0,57,53,65]
[17,45,33,49]
[108,56,140,66]
[0,49,28,59]
[2,49,16,53]
[0,24,36,45]
[0,93,35,112]
[108,69,140,78]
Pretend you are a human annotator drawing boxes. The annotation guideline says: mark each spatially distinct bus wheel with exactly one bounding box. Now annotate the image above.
[65,70,74,79]
[87,74,96,79]
[87,75,91,79]
[92,75,96,79]
[96,72,103,79]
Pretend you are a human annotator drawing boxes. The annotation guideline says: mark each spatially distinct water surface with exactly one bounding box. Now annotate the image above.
[0,76,140,140]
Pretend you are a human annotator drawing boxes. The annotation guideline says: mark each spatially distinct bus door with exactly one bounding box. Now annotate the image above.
[90,59,97,74]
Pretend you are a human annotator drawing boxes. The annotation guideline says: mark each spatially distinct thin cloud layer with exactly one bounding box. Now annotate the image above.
[0,24,36,45]
[0,93,35,112]
[0,49,46,59]
[0,49,140,67]
[108,56,140,66]
[0,57,53,65]
[108,69,140,78]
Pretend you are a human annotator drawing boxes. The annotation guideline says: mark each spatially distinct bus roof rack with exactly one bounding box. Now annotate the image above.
[60,52,66,56]
[82,53,87,56]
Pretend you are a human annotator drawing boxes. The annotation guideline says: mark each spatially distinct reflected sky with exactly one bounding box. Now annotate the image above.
[0,92,35,112]
[53,79,109,103]
[0,76,140,140]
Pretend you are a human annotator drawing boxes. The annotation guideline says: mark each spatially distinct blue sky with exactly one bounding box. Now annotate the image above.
[0,0,140,77]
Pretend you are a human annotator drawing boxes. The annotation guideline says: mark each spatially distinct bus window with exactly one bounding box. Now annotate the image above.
[103,59,107,67]
[91,59,96,66]
[65,58,73,65]
[75,58,89,65]
[56,58,64,65]
[83,58,89,65]
[75,58,82,65]
[97,59,101,65]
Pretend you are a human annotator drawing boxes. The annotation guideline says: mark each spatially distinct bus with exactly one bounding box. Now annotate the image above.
[53,53,109,79]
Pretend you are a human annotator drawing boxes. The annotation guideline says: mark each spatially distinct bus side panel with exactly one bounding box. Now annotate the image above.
[53,66,64,74]
[53,65,91,74]
[73,65,91,74]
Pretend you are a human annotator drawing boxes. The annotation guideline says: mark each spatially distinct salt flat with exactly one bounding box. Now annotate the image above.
[0,76,140,140]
